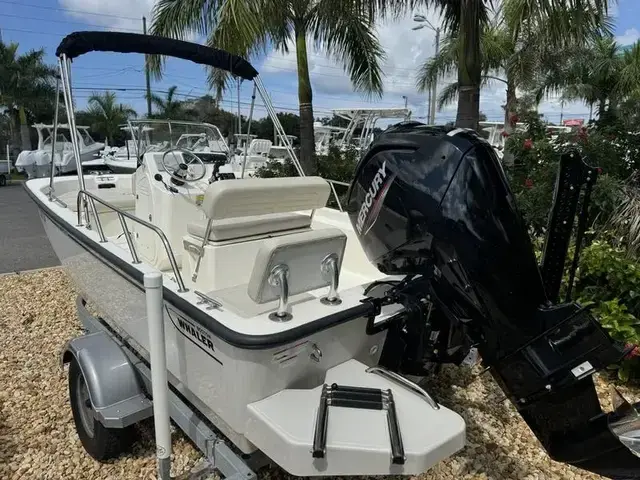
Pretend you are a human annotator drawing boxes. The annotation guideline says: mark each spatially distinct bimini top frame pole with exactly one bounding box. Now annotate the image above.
[54,30,261,192]
[54,30,305,179]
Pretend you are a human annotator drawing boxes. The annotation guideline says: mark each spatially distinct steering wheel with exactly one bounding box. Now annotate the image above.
[161,148,207,184]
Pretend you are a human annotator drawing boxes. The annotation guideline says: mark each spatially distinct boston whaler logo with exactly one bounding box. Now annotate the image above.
[355,160,396,236]
[177,316,215,353]
[166,307,222,365]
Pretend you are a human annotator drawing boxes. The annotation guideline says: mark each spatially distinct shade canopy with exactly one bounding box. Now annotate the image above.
[55,31,258,81]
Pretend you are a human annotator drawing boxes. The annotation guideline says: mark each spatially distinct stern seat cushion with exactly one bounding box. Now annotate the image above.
[187,212,310,242]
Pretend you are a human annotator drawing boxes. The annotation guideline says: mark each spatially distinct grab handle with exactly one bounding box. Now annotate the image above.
[366,365,440,410]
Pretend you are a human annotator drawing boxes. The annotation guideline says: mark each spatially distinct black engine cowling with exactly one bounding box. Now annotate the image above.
[347,122,639,479]
[346,122,548,360]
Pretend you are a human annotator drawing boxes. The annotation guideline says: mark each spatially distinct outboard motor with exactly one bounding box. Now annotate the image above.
[347,122,640,479]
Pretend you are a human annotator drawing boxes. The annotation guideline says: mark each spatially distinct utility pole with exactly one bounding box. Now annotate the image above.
[237,79,242,135]
[429,28,440,125]
[413,16,441,125]
[143,17,152,117]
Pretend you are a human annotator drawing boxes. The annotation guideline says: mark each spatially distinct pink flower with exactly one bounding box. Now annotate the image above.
[625,343,640,358]
[523,138,533,150]
[525,178,534,188]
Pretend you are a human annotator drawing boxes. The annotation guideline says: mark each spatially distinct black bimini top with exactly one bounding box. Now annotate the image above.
[56,31,258,81]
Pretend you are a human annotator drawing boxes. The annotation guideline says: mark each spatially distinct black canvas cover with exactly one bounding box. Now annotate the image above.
[56,31,258,80]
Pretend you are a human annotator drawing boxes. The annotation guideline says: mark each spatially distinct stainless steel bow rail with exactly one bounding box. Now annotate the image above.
[312,383,405,465]
[75,189,188,292]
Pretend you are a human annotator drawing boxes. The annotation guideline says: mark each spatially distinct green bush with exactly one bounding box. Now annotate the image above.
[504,125,625,234]
[254,145,358,210]
[574,240,640,381]
[503,114,640,381]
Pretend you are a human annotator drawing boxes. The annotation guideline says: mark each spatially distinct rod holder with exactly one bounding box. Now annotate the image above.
[268,264,292,321]
[320,253,341,305]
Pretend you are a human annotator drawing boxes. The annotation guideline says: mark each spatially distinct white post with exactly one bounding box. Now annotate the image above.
[6,144,10,178]
[144,272,172,480]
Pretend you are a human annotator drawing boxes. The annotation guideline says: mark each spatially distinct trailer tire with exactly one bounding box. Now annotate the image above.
[68,358,136,460]
[0,175,6,187]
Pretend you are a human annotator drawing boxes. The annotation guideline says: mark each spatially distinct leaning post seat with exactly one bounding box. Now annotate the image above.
[184,176,331,287]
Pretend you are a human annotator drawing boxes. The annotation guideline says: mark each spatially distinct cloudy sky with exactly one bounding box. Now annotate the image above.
[2,0,639,125]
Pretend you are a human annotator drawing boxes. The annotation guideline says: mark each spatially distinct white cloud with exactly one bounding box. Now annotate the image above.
[58,0,155,32]
[260,8,590,123]
[616,28,640,46]
[59,1,593,123]
[261,9,443,119]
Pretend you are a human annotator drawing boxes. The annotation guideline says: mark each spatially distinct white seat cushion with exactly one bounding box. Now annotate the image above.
[248,228,347,304]
[187,212,310,242]
[60,189,135,213]
[201,176,330,220]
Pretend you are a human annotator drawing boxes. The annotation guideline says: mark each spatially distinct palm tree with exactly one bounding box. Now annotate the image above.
[416,21,509,123]
[147,85,184,119]
[0,41,57,151]
[417,3,611,134]
[417,0,613,130]
[85,91,137,145]
[149,0,402,175]
[534,36,640,121]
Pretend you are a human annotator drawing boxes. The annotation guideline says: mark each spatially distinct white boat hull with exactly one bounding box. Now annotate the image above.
[104,157,137,174]
[16,148,104,179]
[38,200,387,453]
[30,174,466,475]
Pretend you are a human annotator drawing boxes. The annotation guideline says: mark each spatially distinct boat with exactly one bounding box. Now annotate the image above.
[330,107,411,154]
[102,120,229,174]
[15,123,104,178]
[222,134,274,178]
[314,122,347,156]
[269,134,297,160]
[100,124,154,174]
[26,30,640,480]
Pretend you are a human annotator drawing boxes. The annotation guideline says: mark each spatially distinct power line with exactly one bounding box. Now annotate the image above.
[0,0,140,21]
[71,87,336,114]
[4,6,423,74]
[0,13,141,33]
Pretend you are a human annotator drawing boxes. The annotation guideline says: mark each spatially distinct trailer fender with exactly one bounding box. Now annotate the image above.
[61,331,153,428]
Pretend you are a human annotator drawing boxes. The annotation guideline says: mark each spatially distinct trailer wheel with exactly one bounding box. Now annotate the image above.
[68,358,136,460]
[0,175,6,187]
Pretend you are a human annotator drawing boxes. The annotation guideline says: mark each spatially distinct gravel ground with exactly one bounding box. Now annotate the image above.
[1,268,638,480]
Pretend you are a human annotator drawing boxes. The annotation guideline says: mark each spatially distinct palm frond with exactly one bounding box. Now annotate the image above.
[204,0,283,97]
[149,0,266,81]
[503,0,612,46]
[415,23,510,93]
[436,75,496,110]
[311,0,386,96]
[415,33,458,92]
[436,81,460,109]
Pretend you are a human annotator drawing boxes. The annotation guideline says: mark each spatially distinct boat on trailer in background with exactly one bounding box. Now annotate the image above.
[15,123,104,179]
[24,30,640,480]
[102,120,230,175]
